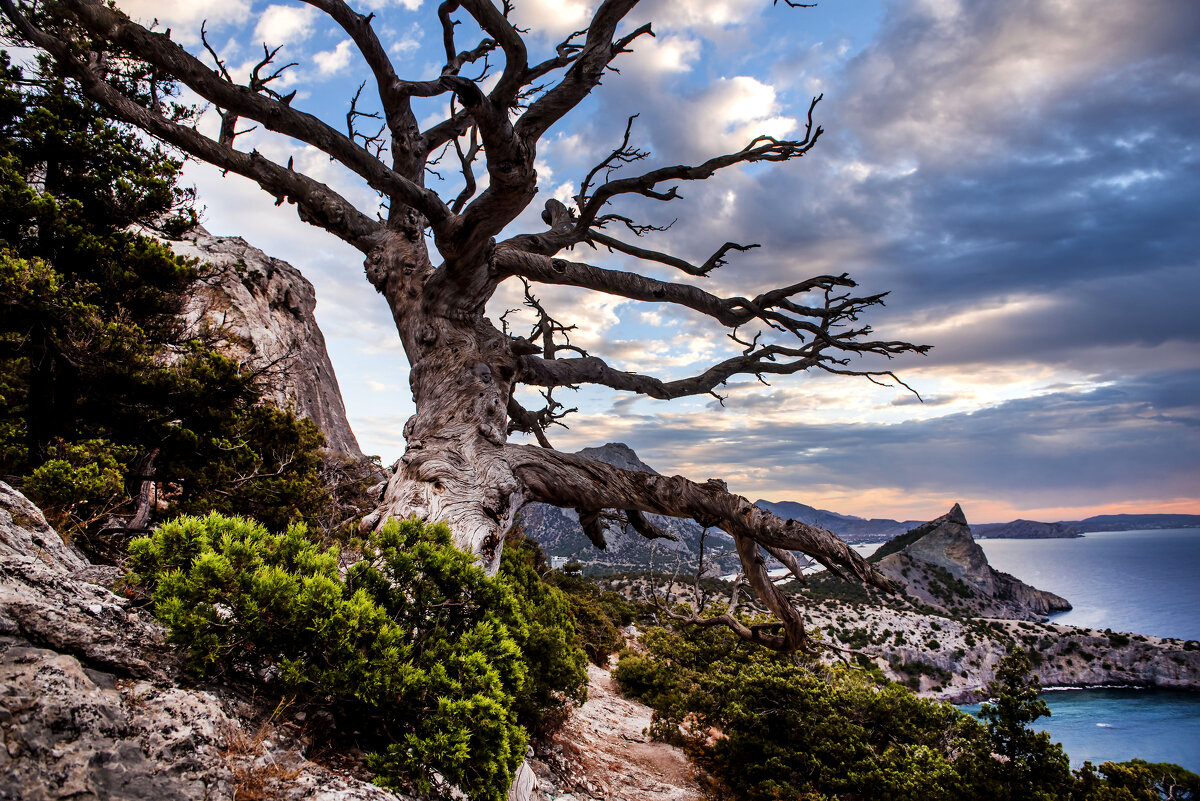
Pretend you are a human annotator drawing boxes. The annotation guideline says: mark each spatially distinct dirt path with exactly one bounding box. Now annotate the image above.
[529,664,702,801]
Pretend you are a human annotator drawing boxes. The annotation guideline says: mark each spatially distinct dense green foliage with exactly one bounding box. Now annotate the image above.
[1074,759,1199,800]
[970,647,1073,800]
[614,624,1191,801]
[127,514,587,800]
[615,624,983,800]
[497,532,589,734]
[0,57,355,545]
[544,569,639,665]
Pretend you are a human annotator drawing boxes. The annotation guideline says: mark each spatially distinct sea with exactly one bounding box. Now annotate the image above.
[965,528,1200,771]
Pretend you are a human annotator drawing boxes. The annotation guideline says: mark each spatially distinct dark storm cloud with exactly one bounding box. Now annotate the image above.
[603,0,1200,383]
[619,370,1200,505]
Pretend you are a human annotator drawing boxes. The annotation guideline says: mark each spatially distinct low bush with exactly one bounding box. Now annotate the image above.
[128,513,586,801]
[614,624,981,801]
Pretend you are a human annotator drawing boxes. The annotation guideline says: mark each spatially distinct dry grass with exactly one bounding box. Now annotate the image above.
[221,700,303,801]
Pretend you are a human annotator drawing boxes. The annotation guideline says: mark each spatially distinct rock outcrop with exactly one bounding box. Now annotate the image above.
[0,481,403,801]
[871,504,1072,621]
[169,227,363,458]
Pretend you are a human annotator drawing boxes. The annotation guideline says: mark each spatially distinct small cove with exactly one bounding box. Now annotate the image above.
[965,528,1200,771]
[961,688,1200,772]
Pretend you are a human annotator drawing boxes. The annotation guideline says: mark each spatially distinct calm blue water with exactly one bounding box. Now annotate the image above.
[976,529,1200,641]
[961,689,1200,771]
[964,529,1200,771]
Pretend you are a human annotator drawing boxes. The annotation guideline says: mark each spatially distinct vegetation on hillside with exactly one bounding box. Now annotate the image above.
[614,621,1197,801]
[0,56,372,550]
[127,514,589,801]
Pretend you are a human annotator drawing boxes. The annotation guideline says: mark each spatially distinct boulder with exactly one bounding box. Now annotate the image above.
[0,481,406,801]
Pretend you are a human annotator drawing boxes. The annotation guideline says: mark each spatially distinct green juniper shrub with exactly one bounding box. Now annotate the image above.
[544,570,629,665]
[614,622,985,801]
[128,514,585,801]
[496,532,588,735]
[23,438,137,534]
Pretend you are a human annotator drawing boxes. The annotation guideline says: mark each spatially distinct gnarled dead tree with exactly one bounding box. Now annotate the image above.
[1,0,926,652]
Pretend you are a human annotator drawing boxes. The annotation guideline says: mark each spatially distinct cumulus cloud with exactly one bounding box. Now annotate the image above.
[359,0,422,9]
[314,40,354,75]
[114,0,251,44]
[510,0,596,40]
[253,4,319,47]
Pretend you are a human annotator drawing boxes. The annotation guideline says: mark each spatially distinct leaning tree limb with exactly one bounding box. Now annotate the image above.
[505,443,894,651]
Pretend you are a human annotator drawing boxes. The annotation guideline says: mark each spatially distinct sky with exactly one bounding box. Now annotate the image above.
[109,0,1200,525]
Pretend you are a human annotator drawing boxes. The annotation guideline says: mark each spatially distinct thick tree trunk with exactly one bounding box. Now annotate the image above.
[367,235,525,574]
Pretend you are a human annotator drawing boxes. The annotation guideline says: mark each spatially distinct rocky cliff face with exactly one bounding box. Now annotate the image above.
[871,504,1072,621]
[0,481,402,800]
[170,227,363,458]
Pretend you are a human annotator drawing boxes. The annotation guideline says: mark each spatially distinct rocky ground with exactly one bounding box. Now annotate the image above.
[529,663,700,801]
[0,480,701,801]
[0,481,404,801]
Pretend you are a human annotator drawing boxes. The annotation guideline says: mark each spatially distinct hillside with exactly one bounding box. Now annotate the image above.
[520,444,742,574]
[973,519,1082,538]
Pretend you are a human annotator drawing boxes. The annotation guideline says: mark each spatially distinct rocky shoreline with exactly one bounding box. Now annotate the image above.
[792,505,1200,703]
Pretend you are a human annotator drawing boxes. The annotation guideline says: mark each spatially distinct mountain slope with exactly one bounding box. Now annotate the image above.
[870,504,1072,620]
[520,444,739,573]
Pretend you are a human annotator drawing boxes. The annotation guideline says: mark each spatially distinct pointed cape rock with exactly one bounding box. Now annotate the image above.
[870,504,1072,621]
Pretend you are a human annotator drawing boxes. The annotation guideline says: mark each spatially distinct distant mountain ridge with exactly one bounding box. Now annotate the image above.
[758,503,1200,541]
[752,499,925,544]
[1067,513,1200,531]
[518,443,1200,572]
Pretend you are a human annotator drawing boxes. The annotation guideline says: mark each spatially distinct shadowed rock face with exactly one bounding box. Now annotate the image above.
[169,227,363,458]
[873,504,1072,621]
[0,481,405,801]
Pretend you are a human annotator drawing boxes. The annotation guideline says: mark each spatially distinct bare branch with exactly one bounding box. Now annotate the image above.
[456,0,527,109]
[494,246,930,393]
[515,0,643,142]
[576,96,824,230]
[508,444,895,651]
[297,0,410,136]
[588,231,759,276]
[31,0,451,229]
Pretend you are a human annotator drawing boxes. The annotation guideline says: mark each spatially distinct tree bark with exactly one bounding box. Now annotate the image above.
[363,235,526,574]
